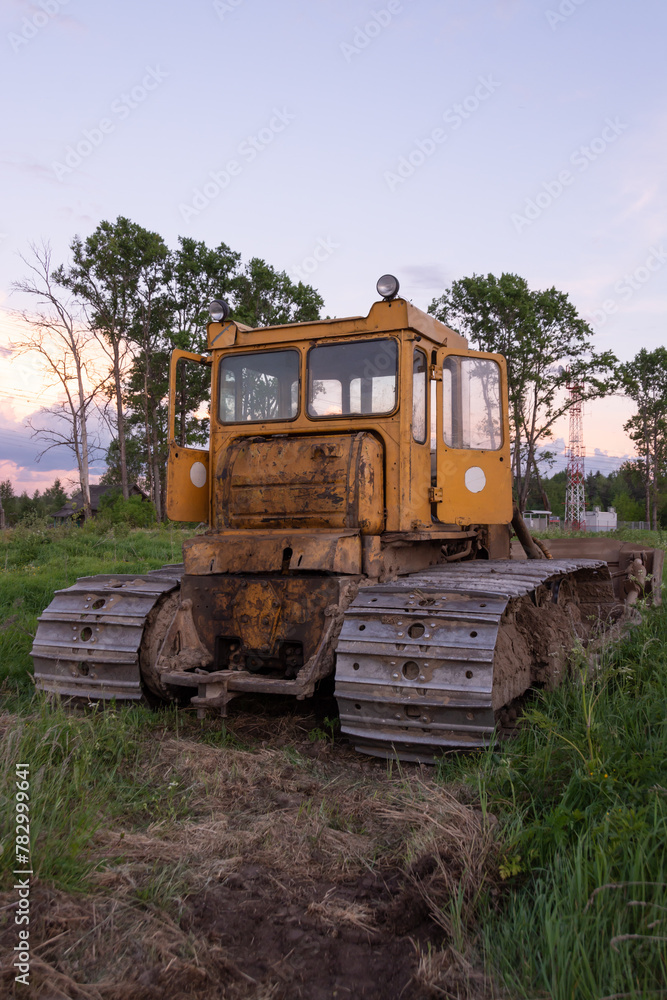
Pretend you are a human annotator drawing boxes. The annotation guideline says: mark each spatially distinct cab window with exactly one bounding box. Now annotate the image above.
[219,349,299,423]
[412,348,427,443]
[307,339,398,417]
[442,357,502,450]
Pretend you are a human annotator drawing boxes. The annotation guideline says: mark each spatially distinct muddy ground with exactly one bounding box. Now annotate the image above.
[0,701,499,1000]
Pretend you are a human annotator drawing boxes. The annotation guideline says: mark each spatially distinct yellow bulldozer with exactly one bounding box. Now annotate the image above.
[32,275,663,760]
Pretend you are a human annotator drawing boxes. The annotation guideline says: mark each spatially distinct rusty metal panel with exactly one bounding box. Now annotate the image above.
[434,347,513,527]
[183,530,362,575]
[182,573,342,672]
[166,441,210,522]
[166,349,211,523]
[218,433,383,533]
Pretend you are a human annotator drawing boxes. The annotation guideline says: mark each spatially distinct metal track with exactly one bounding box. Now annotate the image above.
[334,558,608,761]
[32,566,182,700]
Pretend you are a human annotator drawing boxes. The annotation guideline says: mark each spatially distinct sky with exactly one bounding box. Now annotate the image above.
[1,0,665,494]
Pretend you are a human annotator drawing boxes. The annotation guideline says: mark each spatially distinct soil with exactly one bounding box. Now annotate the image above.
[186,865,431,1000]
[0,702,497,1000]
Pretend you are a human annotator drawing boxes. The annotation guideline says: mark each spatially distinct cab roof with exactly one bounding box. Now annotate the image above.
[207,298,468,352]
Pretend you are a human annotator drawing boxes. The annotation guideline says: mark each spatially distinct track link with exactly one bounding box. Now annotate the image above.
[334,558,610,761]
[32,566,182,701]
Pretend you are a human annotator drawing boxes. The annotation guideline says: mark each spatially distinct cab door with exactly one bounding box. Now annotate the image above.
[166,350,212,523]
[434,347,512,526]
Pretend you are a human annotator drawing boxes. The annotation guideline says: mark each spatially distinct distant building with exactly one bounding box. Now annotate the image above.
[585,507,617,533]
[52,484,148,522]
[523,510,551,531]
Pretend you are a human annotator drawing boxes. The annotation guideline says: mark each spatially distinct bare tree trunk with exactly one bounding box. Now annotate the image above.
[113,339,129,500]
[151,420,163,521]
[532,455,552,510]
[0,494,5,530]
[75,361,92,519]
[651,428,659,530]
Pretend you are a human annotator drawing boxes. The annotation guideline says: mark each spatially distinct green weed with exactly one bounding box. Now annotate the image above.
[0,698,196,893]
[440,598,667,999]
[0,522,195,689]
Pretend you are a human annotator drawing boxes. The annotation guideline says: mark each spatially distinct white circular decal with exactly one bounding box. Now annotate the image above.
[464,466,486,494]
[190,461,207,488]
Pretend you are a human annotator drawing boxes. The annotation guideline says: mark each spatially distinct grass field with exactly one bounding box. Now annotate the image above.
[0,521,665,998]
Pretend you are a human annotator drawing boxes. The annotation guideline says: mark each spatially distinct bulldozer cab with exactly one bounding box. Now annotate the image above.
[166,279,512,535]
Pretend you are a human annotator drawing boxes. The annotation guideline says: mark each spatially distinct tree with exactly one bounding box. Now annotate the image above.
[54,223,325,519]
[122,227,171,520]
[55,217,145,500]
[429,273,618,510]
[42,478,68,512]
[620,347,667,529]
[168,237,240,448]
[12,243,106,520]
[100,434,146,490]
[232,258,323,328]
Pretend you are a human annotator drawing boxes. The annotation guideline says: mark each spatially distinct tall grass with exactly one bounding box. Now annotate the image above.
[536,526,667,547]
[437,600,667,999]
[0,521,195,690]
[0,699,195,893]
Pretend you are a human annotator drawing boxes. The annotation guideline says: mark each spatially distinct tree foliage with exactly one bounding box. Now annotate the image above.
[620,347,667,530]
[429,273,618,509]
[0,478,69,525]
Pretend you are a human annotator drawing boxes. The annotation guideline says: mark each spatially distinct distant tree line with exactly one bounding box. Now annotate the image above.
[0,478,68,525]
[523,462,667,526]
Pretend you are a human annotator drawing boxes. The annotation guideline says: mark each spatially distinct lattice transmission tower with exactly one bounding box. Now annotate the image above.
[565,375,586,530]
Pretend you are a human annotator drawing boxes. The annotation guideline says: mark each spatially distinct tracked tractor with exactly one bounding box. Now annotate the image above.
[32,275,663,760]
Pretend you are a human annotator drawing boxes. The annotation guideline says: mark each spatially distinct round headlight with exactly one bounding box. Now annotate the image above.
[209,298,230,323]
[376,274,400,300]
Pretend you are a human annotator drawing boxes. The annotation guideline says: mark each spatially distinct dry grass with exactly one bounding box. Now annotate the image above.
[0,712,500,999]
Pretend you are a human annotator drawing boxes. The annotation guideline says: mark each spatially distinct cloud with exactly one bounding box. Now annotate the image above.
[401,264,450,291]
[0,458,101,496]
[0,155,60,184]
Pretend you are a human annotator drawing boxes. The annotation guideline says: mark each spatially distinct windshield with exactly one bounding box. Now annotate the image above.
[219,349,299,423]
[307,339,398,417]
